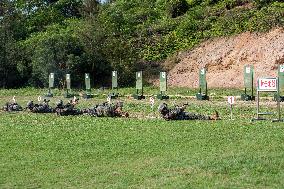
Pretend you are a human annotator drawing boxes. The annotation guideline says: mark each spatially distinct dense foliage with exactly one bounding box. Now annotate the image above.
[0,0,284,88]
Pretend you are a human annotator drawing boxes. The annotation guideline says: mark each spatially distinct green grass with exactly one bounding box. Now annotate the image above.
[1,89,284,188]
[0,86,275,98]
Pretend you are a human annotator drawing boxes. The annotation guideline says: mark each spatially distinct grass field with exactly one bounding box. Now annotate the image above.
[1,88,284,188]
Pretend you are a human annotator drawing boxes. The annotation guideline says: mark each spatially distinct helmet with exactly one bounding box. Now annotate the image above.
[158,103,168,113]
[27,101,34,107]
[56,100,63,106]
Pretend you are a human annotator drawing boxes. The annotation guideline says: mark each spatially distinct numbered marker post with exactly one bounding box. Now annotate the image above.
[228,96,235,120]
[107,96,111,104]
[150,96,155,110]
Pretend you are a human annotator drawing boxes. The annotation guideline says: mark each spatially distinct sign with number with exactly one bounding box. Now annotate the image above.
[136,71,143,90]
[49,73,54,88]
[160,72,167,92]
[246,67,251,74]
[228,96,235,105]
[66,74,71,90]
[107,96,111,104]
[112,71,118,89]
[257,77,278,91]
[85,73,91,90]
[150,97,155,106]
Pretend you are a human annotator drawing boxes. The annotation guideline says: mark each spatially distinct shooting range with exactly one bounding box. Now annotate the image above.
[196,68,209,100]
[241,65,255,101]
[252,77,282,122]
[109,71,119,99]
[45,73,54,97]
[157,72,169,100]
[133,71,145,100]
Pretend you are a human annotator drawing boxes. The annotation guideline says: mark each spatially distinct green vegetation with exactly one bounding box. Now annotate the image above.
[1,90,284,188]
[1,0,284,88]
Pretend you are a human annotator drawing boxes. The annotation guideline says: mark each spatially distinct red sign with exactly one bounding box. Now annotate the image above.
[257,78,278,91]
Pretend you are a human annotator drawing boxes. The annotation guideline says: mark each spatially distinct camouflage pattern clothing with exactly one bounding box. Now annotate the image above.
[3,102,23,112]
[83,102,129,118]
[26,99,54,113]
[158,103,219,121]
[55,99,83,116]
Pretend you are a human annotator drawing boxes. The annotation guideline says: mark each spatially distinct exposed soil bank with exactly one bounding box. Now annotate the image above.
[167,28,284,88]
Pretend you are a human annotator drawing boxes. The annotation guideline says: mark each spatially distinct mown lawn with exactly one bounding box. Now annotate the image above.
[1,112,284,188]
[0,89,284,188]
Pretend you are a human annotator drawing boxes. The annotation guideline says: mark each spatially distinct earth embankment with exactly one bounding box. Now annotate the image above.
[168,28,284,88]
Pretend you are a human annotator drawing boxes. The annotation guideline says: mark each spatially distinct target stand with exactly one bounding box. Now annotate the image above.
[109,71,119,99]
[241,65,255,101]
[196,68,209,100]
[45,73,54,97]
[252,77,283,122]
[274,65,284,102]
[157,72,169,100]
[132,71,145,100]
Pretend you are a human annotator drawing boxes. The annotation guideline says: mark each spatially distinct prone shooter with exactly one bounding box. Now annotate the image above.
[158,103,219,121]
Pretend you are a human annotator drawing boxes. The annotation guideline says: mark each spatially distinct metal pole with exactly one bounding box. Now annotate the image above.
[230,104,233,120]
[278,79,281,121]
[257,91,260,120]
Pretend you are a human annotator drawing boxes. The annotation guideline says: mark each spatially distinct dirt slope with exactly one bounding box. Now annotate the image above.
[168,28,284,88]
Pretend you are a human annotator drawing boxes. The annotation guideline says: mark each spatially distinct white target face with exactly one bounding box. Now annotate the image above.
[201,68,205,75]
[162,72,166,79]
[50,73,54,79]
[138,73,141,78]
[85,74,89,79]
[113,72,116,77]
[66,74,70,80]
[280,66,284,73]
[246,67,251,74]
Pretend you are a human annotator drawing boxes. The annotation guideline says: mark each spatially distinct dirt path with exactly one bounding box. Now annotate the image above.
[168,28,284,88]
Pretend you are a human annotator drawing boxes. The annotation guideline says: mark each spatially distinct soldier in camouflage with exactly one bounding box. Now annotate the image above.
[3,102,23,112]
[158,103,219,121]
[55,98,83,116]
[26,99,54,113]
[83,102,129,118]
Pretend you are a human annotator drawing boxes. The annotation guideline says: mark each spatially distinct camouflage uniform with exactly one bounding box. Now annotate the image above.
[55,99,83,116]
[83,102,129,118]
[158,103,219,121]
[26,99,54,113]
[3,102,23,112]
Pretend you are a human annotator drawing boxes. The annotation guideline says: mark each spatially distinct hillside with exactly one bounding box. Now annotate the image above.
[1,0,284,88]
[167,28,284,88]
